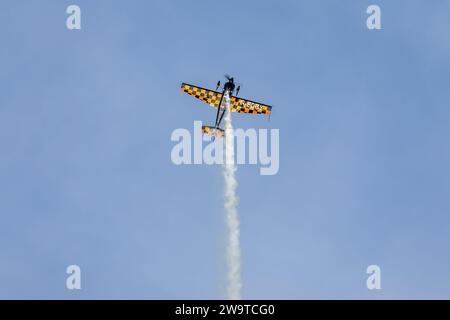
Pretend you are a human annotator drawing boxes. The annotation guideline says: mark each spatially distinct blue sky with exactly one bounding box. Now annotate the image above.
[1,0,450,299]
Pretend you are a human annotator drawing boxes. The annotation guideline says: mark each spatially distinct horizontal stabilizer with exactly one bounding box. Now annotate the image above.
[202,126,224,138]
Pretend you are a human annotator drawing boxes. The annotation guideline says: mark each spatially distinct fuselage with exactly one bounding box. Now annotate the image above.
[223,78,235,95]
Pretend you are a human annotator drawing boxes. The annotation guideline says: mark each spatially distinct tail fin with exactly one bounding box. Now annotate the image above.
[202,125,225,138]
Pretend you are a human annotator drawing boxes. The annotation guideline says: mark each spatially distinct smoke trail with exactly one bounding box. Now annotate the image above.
[222,92,242,300]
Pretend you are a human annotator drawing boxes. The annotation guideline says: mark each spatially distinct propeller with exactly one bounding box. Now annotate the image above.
[225,75,242,86]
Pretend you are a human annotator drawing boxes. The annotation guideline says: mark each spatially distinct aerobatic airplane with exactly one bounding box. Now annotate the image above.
[180,75,273,138]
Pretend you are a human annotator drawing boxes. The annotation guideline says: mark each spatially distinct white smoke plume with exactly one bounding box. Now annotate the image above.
[222,92,242,300]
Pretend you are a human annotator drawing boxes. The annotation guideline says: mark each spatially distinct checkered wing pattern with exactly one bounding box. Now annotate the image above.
[180,83,223,109]
[230,96,272,115]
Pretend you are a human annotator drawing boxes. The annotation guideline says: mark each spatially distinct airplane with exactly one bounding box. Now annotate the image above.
[180,75,273,138]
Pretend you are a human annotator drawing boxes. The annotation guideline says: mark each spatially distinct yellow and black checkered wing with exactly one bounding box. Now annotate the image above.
[230,96,272,115]
[180,83,223,109]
